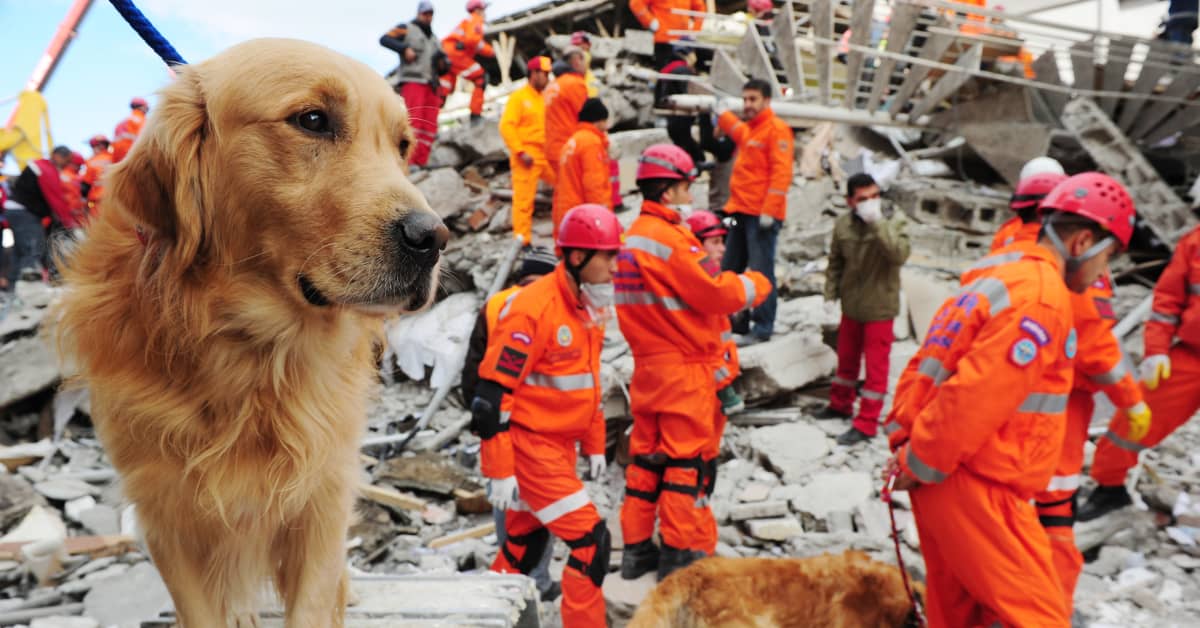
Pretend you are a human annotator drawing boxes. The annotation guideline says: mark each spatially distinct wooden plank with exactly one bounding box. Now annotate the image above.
[843,0,877,108]
[908,43,983,119]
[774,0,807,98]
[710,48,748,95]
[867,3,921,112]
[359,482,427,511]
[0,535,136,561]
[1031,48,1069,115]
[428,522,495,549]
[1098,39,1135,117]
[1130,73,1200,140]
[738,24,782,98]
[888,31,954,117]
[1116,41,1173,133]
[812,0,834,105]
[1070,40,1095,92]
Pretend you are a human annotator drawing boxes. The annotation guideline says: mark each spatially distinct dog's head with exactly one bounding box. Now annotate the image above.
[108,38,448,314]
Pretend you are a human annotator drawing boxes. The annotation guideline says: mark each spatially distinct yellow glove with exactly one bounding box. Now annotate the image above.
[1125,401,1151,442]
[1139,354,1171,391]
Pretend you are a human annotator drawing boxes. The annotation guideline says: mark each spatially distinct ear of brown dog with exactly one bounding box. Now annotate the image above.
[107,68,209,272]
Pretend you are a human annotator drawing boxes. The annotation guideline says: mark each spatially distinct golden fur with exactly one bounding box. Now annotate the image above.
[627,551,923,628]
[53,39,443,626]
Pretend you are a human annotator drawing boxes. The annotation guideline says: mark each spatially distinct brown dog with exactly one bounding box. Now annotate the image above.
[627,551,923,628]
[53,39,448,626]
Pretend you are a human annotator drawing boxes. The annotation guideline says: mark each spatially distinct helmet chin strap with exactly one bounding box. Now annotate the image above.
[1043,220,1115,276]
[565,248,597,288]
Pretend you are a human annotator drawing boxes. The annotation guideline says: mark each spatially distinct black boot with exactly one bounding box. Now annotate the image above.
[836,427,872,446]
[1077,485,1133,522]
[620,540,660,580]
[813,404,852,420]
[657,544,707,582]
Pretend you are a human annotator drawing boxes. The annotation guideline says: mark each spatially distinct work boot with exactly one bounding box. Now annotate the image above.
[813,404,852,420]
[717,386,745,415]
[469,113,484,126]
[657,545,707,582]
[836,427,872,446]
[1077,484,1133,522]
[620,540,660,580]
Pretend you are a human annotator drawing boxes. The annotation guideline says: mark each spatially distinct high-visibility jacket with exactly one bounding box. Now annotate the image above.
[989,217,1042,253]
[82,151,112,206]
[717,109,794,221]
[543,73,589,168]
[884,244,1075,499]
[61,169,84,224]
[629,0,706,44]
[499,84,547,159]
[443,13,494,62]
[615,201,772,403]
[477,266,606,479]
[1145,225,1200,356]
[112,109,146,163]
[553,123,612,230]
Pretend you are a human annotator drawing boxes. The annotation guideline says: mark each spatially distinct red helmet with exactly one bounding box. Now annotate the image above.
[557,204,623,251]
[88,134,109,146]
[748,0,774,12]
[636,144,696,182]
[69,152,86,167]
[1041,172,1136,249]
[1011,172,1068,211]
[686,210,727,239]
[466,0,487,11]
[130,97,148,109]
[571,31,591,46]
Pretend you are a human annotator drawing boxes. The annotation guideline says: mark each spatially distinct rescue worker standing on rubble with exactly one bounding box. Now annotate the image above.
[111,97,148,163]
[687,210,746,415]
[4,147,74,294]
[991,156,1067,251]
[616,144,772,581]
[964,173,1149,613]
[441,0,495,125]
[477,205,622,627]
[553,98,613,238]
[80,135,112,216]
[629,0,707,69]
[500,56,556,246]
[544,47,590,178]
[818,173,910,446]
[570,32,601,96]
[716,78,794,344]
[380,1,446,168]
[882,173,1136,627]
[1079,218,1200,522]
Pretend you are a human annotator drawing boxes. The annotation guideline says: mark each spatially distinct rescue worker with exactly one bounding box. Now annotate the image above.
[553,98,613,238]
[570,31,601,97]
[616,144,772,581]
[5,147,74,292]
[478,204,622,627]
[60,152,86,224]
[629,0,707,69]
[882,172,1136,627]
[441,0,495,124]
[991,157,1067,251]
[81,135,112,215]
[1079,221,1200,522]
[500,56,556,245]
[112,97,148,163]
[380,1,447,167]
[461,246,562,603]
[961,173,1148,612]
[818,173,910,446]
[716,78,794,344]
[686,210,745,415]
[544,47,590,176]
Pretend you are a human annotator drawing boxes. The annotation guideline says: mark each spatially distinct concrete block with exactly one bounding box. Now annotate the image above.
[749,423,830,484]
[737,335,836,401]
[728,500,790,522]
[745,516,805,541]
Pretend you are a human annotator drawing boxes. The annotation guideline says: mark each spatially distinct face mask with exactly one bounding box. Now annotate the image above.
[855,197,882,222]
[581,282,615,309]
[669,204,694,219]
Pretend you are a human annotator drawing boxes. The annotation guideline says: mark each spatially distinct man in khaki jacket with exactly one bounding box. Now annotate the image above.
[818,173,910,445]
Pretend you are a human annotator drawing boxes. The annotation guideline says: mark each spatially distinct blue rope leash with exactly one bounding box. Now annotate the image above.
[108,0,187,67]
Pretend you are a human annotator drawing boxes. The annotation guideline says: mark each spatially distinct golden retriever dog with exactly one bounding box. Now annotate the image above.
[627,551,923,628]
[53,39,448,626]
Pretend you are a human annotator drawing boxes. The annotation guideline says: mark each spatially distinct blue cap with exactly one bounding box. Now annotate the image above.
[417,0,434,13]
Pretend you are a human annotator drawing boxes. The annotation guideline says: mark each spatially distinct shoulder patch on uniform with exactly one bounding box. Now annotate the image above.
[1065,328,1078,359]
[1010,338,1039,367]
[1093,297,1115,320]
[496,346,528,377]
[556,324,573,347]
[510,331,533,346]
[1019,316,1050,346]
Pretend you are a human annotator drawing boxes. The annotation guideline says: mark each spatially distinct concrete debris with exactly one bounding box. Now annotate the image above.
[728,500,789,522]
[749,423,830,484]
[0,336,60,413]
[790,472,874,520]
[82,562,171,627]
[413,167,487,220]
[744,516,805,541]
[736,335,837,402]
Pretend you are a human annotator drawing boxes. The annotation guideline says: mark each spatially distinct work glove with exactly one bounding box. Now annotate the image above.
[487,476,519,511]
[588,454,607,480]
[759,215,776,230]
[1125,401,1152,442]
[1139,354,1171,391]
[649,19,660,33]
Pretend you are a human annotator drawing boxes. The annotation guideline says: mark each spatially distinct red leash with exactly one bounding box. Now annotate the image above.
[883,469,927,627]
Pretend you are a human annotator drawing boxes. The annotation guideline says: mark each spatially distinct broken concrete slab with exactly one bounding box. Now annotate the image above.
[604,571,655,625]
[737,482,771,503]
[736,335,836,401]
[434,122,507,164]
[29,618,98,628]
[78,505,120,537]
[414,168,486,220]
[728,500,789,522]
[749,423,830,484]
[83,562,171,627]
[745,516,805,541]
[902,268,959,343]
[791,472,875,520]
[375,452,472,496]
[33,478,98,502]
[0,336,60,413]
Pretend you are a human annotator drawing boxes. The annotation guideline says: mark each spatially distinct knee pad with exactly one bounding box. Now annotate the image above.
[502,527,549,574]
[625,455,665,503]
[565,521,611,588]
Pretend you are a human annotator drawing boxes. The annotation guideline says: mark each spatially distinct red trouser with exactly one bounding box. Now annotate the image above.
[491,428,604,627]
[830,315,894,435]
[399,82,441,167]
[621,361,719,554]
[1091,344,1200,486]
[1035,388,1091,613]
[441,54,487,116]
[911,470,1068,627]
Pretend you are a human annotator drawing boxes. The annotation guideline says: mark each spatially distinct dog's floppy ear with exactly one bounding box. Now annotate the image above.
[107,67,208,271]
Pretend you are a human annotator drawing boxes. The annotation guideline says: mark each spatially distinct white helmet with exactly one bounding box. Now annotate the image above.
[1019,156,1065,181]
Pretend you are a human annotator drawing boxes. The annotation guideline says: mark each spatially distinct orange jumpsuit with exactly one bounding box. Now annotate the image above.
[989,217,1041,253]
[629,0,706,43]
[884,244,1073,627]
[441,13,495,116]
[111,109,146,163]
[543,73,589,173]
[963,244,1141,612]
[615,200,772,555]
[1092,225,1200,487]
[82,151,112,215]
[61,167,84,223]
[480,266,607,628]
[499,83,555,244]
[553,123,612,237]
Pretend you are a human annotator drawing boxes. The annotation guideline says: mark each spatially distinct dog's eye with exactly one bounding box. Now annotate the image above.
[399,138,411,157]
[292,110,331,135]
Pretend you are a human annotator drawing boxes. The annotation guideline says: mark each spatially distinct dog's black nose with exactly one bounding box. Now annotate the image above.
[393,211,450,255]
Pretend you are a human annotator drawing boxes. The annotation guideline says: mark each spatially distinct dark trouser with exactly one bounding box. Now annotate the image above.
[666,115,705,167]
[654,43,674,70]
[722,212,778,339]
[1163,14,1198,44]
[3,209,45,292]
